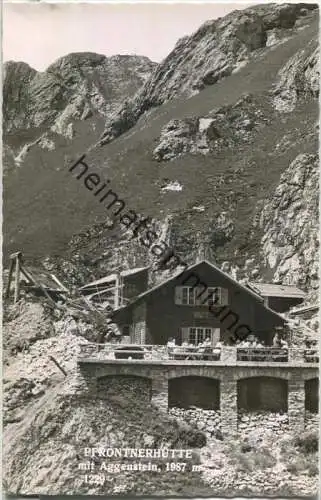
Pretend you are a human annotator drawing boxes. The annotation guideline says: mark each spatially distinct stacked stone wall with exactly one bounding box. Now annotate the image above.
[75,362,318,434]
[97,374,152,402]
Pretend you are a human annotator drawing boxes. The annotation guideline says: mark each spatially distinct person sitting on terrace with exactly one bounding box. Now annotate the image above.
[197,341,206,353]
[203,337,213,359]
[167,338,176,358]
[213,341,222,356]
[167,337,176,348]
[280,338,288,348]
[249,336,264,348]
[181,341,189,349]
[273,333,281,347]
[203,338,212,348]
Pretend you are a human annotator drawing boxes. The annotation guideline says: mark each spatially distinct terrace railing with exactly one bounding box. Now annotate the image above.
[304,348,319,364]
[78,344,319,365]
[77,344,221,361]
[237,347,288,362]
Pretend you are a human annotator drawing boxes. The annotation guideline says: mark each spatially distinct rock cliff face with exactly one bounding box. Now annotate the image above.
[100,3,318,144]
[273,43,319,112]
[260,153,319,298]
[3,53,156,170]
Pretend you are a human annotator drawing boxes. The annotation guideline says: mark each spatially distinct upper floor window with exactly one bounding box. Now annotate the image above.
[175,286,228,306]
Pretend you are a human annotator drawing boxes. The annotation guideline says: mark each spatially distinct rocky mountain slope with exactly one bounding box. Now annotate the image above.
[3,4,319,299]
[3,53,156,172]
[100,3,318,144]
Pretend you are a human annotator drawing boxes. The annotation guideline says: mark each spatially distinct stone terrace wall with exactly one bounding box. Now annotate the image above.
[97,374,152,402]
[75,362,318,435]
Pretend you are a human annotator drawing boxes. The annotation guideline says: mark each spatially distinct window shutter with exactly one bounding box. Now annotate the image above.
[221,288,229,305]
[175,286,183,305]
[181,327,189,343]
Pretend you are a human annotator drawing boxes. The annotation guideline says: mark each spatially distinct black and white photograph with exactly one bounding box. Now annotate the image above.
[2,1,320,496]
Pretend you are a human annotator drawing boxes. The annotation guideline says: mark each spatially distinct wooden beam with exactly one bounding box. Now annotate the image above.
[13,254,21,303]
[50,273,69,292]
[19,266,36,285]
[5,259,15,299]
[48,355,67,376]
[20,266,58,308]
[9,251,22,260]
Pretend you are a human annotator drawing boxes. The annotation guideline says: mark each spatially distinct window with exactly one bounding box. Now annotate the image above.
[207,287,222,306]
[180,286,224,306]
[182,287,194,305]
[188,327,213,345]
[181,327,220,345]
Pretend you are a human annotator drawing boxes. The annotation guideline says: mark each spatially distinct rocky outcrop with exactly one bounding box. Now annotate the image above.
[3,53,156,173]
[273,42,319,112]
[100,3,318,145]
[3,300,55,356]
[3,61,37,131]
[153,94,269,161]
[260,153,319,296]
[3,54,156,137]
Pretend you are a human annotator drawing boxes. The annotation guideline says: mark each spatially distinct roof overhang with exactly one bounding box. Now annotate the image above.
[247,282,306,299]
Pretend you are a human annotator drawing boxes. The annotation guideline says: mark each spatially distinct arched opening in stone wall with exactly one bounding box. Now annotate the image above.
[305,378,319,413]
[97,374,152,402]
[168,376,220,409]
[237,376,288,412]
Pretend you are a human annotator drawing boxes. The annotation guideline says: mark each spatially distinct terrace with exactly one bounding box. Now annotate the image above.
[78,344,319,366]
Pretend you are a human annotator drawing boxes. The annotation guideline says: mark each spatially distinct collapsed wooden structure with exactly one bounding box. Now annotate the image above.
[4,252,113,338]
[5,252,67,305]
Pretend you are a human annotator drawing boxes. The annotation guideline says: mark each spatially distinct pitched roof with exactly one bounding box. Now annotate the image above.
[247,282,306,299]
[79,274,118,290]
[121,266,149,277]
[112,260,266,315]
[79,267,149,291]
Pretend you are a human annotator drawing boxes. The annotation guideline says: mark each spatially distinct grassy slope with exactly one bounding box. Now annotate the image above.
[3,20,318,268]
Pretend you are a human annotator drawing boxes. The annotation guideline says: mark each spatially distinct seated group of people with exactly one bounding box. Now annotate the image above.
[166,332,290,356]
[272,333,289,349]
[234,336,265,349]
[166,337,219,359]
